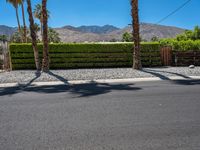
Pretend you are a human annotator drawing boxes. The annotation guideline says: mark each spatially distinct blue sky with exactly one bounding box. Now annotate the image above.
[0,0,199,29]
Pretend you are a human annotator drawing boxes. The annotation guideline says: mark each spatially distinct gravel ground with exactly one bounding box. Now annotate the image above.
[0,67,200,84]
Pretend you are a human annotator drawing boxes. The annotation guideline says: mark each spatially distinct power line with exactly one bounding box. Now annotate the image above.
[155,0,192,24]
[139,0,192,33]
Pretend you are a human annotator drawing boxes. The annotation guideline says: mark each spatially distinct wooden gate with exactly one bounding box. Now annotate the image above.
[160,46,172,66]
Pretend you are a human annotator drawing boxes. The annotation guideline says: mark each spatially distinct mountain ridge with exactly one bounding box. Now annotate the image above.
[0,25,17,37]
[60,25,119,34]
[0,23,186,42]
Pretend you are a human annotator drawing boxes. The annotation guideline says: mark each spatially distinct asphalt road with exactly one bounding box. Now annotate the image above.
[0,80,200,150]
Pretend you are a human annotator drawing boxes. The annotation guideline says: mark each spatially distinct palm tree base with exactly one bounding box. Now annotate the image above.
[133,65,142,70]
[42,58,49,72]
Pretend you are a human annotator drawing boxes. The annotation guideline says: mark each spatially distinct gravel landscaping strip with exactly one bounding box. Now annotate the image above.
[0,67,200,84]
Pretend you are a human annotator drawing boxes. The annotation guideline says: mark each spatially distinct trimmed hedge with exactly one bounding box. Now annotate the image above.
[9,43,161,70]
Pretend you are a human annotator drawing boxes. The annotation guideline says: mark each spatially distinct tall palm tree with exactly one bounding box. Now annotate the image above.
[33,4,50,38]
[42,0,49,72]
[6,0,21,38]
[6,0,27,42]
[131,0,142,70]
[20,0,27,42]
[33,23,41,41]
[26,0,40,70]
[33,4,43,37]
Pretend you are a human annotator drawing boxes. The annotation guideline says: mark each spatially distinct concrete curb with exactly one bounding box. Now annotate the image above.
[0,76,200,88]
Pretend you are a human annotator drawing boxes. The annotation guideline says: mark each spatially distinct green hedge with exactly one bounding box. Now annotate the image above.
[10,43,161,70]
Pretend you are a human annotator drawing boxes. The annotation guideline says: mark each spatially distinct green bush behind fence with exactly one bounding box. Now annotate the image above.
[9,43,161,70]
[159,39,200,51]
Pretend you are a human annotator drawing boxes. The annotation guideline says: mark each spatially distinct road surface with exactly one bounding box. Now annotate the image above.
[0,80,200,150]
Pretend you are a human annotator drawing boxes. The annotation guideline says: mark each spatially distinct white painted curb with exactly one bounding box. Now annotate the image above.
[0,76,200,88]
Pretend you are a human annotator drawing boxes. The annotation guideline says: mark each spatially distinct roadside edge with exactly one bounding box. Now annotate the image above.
[0,76,200,88]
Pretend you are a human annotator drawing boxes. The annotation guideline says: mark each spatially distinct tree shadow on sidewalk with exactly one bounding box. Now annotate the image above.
[143,68,191,79]
[142,68,200,85]
[0,72,141,97]
[141,69,170,80]
[47,71,69,84]
[18,71,42,88]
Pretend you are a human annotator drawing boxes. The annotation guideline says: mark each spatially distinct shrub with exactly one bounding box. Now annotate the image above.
[159,39,200,51]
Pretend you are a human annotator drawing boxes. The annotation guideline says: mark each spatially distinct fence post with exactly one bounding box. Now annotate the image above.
[160,46,172,66]
[0,43,2,70]
[149,48,152,67]
[193,51,196,66]
[1,41,11,71]
[174,52,178,66]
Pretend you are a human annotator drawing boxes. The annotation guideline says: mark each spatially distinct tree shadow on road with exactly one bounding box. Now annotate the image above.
[170,79,200,85]
[0,71,141,97]
[68,81,141,97]
[0,82,141,97]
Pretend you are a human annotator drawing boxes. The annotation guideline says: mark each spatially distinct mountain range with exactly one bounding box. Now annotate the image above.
[0,25,17,37]
[0,23,185,42]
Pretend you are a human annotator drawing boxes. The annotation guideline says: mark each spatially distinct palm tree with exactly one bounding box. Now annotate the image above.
[26,0,40,70]
[33,4,50,38]
[20,0,27,42]
[131,0,142,70]
[6,0,27,42]
[42,0,49,72]
[6,0,21,38]
[33,23,41,42]
[33,4,43,37]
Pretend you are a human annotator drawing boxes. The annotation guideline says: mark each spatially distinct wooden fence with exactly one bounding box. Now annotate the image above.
[160,46,200,66]
[172,51,200,66]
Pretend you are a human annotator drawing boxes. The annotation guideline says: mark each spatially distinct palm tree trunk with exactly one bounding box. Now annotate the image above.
[40,21,43,40]
[42,0,49,72]
[21,2,27,43]
[15,7,22,41]
[27,0,41,71]
[131,0,142,70]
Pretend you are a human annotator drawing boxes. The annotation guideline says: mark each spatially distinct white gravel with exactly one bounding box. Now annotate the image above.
[0,67,200,84]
